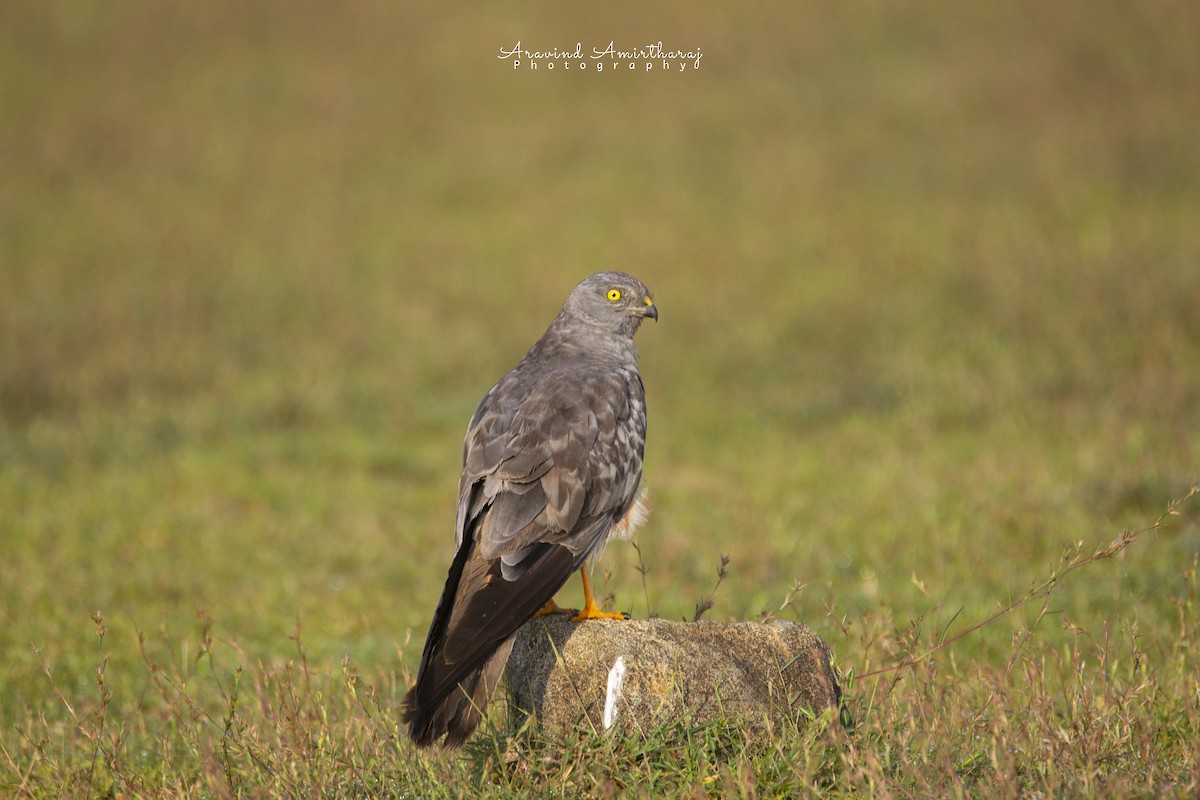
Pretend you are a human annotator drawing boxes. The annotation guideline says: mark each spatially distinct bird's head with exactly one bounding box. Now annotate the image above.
[563,271,657,336]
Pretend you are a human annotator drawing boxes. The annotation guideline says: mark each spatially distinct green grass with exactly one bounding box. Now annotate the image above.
[3,0,1200,796]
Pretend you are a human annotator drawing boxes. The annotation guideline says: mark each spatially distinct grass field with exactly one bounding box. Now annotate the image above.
[2,1,1199,796]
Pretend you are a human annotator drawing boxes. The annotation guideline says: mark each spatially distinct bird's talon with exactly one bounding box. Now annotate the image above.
[570,606,631,622]
[568,568,632,621]
[533,598,576,619]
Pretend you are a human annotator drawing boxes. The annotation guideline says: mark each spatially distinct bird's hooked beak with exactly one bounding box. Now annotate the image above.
[638,295,658,322]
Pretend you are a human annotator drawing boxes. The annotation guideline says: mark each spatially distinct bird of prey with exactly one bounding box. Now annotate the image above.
[404,271,657,748]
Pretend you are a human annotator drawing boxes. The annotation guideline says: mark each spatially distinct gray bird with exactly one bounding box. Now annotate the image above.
[404,271,657,748]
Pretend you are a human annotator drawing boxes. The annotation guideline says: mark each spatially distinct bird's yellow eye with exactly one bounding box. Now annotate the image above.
[606,289,622,302]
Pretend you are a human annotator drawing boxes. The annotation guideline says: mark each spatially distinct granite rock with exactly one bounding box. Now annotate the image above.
[506,615,841,736]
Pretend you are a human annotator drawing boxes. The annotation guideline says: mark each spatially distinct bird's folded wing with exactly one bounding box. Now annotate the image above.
[456,369,637,563]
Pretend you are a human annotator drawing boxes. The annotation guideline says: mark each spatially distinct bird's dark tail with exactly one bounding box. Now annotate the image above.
[403,637,515,747]
[403,541,576,747]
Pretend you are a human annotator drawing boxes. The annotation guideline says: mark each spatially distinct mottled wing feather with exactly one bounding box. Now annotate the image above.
[481,486,548,548]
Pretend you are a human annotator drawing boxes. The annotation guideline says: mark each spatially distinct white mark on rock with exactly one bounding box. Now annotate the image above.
[603,655,627,731]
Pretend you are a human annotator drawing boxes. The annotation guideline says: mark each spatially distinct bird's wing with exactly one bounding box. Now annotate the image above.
[457,366,645,567]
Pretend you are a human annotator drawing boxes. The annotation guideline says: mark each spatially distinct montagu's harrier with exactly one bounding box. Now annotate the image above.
[404,271,657,747]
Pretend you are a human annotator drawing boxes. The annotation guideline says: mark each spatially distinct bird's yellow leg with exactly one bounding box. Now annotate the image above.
[571,567,628,621]
[532,597,576,618]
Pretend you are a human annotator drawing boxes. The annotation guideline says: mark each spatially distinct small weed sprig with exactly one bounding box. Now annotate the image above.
[693,554,731,621]
[760,580,809,623]
[631,539,655,618]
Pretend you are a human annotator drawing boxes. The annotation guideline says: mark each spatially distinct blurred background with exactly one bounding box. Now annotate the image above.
[1,0,1197,694]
